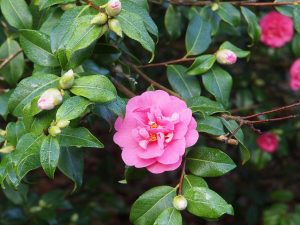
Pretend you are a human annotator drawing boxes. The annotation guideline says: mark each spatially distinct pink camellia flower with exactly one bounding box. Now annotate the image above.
[289,59,300,91]
[37,88,63,110]
[256,133,279,153]
[260,11,294,48]
[216,49,237,65]
[106,0,122,17]
[113,90,199,174]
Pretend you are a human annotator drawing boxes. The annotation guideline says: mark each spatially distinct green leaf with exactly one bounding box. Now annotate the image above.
[200,6,221,36]
[219,41,250,58]
[58,127,103,148]
[202,65,232,108]
[56,96,92,121]
[0,0,32,29]
[130,186,176,225]
[40,136,60,179]
[6,121,26,146]
[40,0,75,9]
[196,116,225,135]
[185,15,212,56]
[217,3,241,27]
[241,7,261,44]
[154,208,182,225]
[119,10,155,61]
[182,175,208,194]
[294,7,300,33]
[70,75,117,103]
[187,54,216,76]
[20,29,59,67]
[58,146,84,191]
[292,34,300,57]
[0,39,24,86]
[184,187,234,219]
[221,118,250,164]
[167,65,201,99]
[13,133,44,179]
[165,5,182,39]
[187,96,226,116]
[275,0,297,17]
[8,74,60,116]
[186,147,236,177]
[0,91,12,119]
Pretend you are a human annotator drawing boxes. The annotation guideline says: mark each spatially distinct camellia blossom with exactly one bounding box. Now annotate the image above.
[259,11,294,48]
[256,133,279,153]
[216,49,237,65]
[113,90,199,174]
[289,59,300,91]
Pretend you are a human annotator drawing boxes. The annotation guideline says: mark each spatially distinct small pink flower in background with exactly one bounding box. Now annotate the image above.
[289,59,300,91]
[260,11,294,48]
[216,49,237,65]
[256,133,279,153]
[113,90,199,174]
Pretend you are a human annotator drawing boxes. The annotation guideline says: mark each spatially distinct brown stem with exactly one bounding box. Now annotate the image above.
[169,0,300,7]
[127,61,182,98]
[178,160,186,195]
[137,57,196,69]
[111,78,136,98]
[249,115,299,124]
[0,49,22,70]
[82,0,104,12]
[241,101,300,119]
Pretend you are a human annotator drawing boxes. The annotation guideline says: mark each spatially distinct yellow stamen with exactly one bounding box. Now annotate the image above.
[150,122,158,129]
[149,133,157,142]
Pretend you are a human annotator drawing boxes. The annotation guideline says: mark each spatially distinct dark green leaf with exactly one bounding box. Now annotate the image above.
[167,65,201,99]
[187,54,216,76]
[217,3,241,27]
[154,208,182,225]
[292,34,300,57]
[187,96,226,116]
[241,7,261,44]
[186,147,236,177]
[165,5,182,39]
[6,121,26,146]
[196,116,224,135]
[182,175,208,194]
[294,7,300,33]
[40,0,75,9]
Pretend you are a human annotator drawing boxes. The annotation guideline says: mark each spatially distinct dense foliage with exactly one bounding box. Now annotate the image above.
[0,0,300,224]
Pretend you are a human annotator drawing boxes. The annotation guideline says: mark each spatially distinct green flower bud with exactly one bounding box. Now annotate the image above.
[59,69,75,89]
[56,120,70,129]
[91,12,108,25]
[172,195,188,211]
[211,3,219,11]
[100,24,109,36]
[48,126,61,137]
[108,19,123,37]
[106,0,122,17]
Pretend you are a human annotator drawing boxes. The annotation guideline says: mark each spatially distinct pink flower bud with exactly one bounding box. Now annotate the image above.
[106,0,122,17]
[37,88,63,110]
[216,49,237,65]
[256,133,279,153]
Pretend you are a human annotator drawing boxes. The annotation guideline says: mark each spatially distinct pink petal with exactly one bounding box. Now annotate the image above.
[146,158,182,174]
[157,139,185,164]
[185,118,199,147]
[137,143,164,159]
[121,147,156,168]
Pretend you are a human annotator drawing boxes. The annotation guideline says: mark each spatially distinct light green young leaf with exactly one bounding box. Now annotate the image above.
[154,208,182,225]
[219,41,250,58]
[187,54,216,76]
[40,0,75,9]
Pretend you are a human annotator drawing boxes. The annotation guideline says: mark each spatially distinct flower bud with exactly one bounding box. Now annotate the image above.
[59,69,75,89]
[211,3,219,11]
[48,126,61,137]
[172,195,188,211]
[108,19,123,37]
[56,120,70,129]
[106,0,122,17]
[38,88,63,110]
[91,12,108,25]
[100,24,109,36]
[216,49,237,65]
[0,129,6,137]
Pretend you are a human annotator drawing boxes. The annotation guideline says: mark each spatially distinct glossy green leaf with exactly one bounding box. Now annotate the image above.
[20,29,59,67]
[58,127,103,148]
[184,187,234,219]
[217,3,241,27]
[219,41,250,58]
[1,0,32,29]
[182,175,208,194]
[202,65,232,108]
[8,74,60,116]
[186,147,236,177]
[165,5,182,39]
[40,0,75,9]
[6,121,26,146]
[58,146,84,191]
[167,65,201,99]
[56,96,92,121]
[294,7,300,33]
[40,136,60,179]
[130,186,176,225]
[200,6,221,36]
[187,96,226,116]
[187,54,216,76]
[196,116,225,135]
[154,208,182,225]
[0,91,12,119]
[70,75,117,103]
[221,118,250,164]
[292,34,300,57]
[185,15,212,57]
[241,7,261,44]
[0,39,24,86]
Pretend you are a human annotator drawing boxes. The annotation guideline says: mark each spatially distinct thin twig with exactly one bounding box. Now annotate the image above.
[169,0,300,7]
[111,78,136,98]
[82,0,104,12]
[137,57,196,69]
[178,160,186,195]
[0,49,22,70]
[127,61,182,98]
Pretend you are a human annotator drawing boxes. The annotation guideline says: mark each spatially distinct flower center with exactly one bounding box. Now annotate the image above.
[149,122,158,129]
[149,133,157,142]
